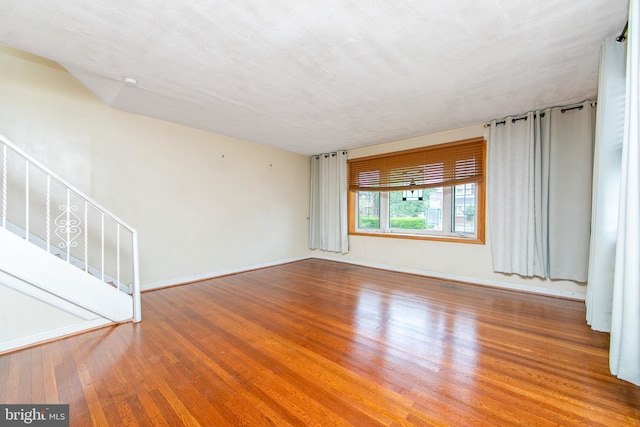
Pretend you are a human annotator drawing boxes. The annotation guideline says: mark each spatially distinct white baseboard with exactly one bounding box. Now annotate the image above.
[141,256,309,291]
[310,255,586,301]
[141,254,586,301]
[0,318,112,354]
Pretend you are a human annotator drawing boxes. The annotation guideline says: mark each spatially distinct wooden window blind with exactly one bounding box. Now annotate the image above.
[348,137,485,192]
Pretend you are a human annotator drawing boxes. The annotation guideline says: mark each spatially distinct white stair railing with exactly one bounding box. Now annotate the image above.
[0,134,141,322]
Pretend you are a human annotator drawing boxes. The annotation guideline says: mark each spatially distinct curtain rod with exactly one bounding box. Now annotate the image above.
[313,150,348,159]
[617,21,629,42]
[483,101,596,128]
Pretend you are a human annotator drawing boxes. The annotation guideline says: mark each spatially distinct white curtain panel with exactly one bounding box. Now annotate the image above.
[544,103,595,282]
[489,112,543,277]
[610,0,640,386]
[489,103,594,281]
[586,37,627,332]
[309,156,321,248]
[308,151,348,253]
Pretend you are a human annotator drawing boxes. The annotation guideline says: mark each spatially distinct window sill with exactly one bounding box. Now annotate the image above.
[349,231,485,245]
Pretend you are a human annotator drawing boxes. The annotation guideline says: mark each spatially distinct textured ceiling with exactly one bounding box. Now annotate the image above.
[0,1,629,155]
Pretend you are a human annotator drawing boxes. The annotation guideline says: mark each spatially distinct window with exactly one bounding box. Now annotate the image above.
[348,137,486,243]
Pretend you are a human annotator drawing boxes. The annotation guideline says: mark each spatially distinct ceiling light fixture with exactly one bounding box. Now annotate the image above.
[123,77,137,87]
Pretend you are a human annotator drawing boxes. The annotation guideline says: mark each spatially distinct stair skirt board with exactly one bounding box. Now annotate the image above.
[0,227,134,323]
[0,270,105,321]
[2,219,131,294]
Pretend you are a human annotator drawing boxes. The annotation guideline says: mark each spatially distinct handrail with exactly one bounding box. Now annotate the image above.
[0,134,136,233]
[0,133,141,322]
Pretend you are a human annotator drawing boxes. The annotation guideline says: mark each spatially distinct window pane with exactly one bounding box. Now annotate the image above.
[357,192,380,229]
[388,188,443,231]
[424,188,443,231]
[389,191,425,230]
[453,183,476,234]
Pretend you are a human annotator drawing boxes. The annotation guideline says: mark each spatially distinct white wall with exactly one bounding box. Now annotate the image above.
[0,43,586,299]
[0,44,311,287]
[315,125,587,299]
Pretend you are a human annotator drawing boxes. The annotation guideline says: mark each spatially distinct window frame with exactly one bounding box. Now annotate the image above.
[347,137,486,244]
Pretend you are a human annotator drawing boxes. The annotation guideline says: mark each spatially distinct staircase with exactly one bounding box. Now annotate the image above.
[0,133,140,352]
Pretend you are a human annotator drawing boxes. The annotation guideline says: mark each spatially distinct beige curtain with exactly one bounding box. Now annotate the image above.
[309,151,348,253]
[489,102,594,281]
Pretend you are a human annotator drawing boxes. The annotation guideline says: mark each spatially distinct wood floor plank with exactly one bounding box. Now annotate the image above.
[41,344,60,404]
[17,348,32,403]
[3,353,19,403]
[29,345,45,403]
[1,259,639,426]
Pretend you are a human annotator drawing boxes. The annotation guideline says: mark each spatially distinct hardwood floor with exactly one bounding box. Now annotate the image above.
[1,259,639,426]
